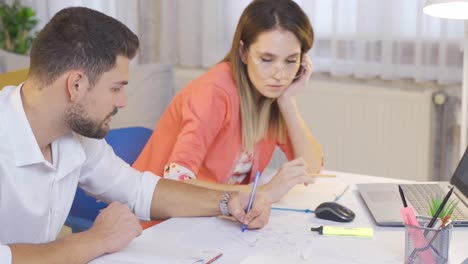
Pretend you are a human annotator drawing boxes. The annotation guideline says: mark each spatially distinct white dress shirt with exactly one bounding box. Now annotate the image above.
[0,85,160,262]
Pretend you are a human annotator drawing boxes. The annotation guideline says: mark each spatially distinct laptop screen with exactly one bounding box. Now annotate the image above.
[451,148,468,198]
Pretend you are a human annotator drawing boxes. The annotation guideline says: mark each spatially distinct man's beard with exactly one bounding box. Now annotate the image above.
[65,103,118,139]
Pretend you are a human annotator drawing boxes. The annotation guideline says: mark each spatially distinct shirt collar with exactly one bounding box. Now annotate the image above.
[5,84,85,169]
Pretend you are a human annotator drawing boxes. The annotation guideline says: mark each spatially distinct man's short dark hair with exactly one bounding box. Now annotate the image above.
[29,7,139,86]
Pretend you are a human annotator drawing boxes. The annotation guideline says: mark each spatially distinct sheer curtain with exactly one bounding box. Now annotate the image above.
[159,0,464,85]
[23,0,464,84]
[20,0,141,65]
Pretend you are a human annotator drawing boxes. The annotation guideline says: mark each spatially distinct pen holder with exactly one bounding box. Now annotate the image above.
[404,216,453,264]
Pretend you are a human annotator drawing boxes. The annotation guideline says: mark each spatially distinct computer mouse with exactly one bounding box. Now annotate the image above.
[314,202,355,222]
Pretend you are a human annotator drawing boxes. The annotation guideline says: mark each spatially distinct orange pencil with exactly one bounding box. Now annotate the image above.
[206,252,223,264]
[308,173,336,178]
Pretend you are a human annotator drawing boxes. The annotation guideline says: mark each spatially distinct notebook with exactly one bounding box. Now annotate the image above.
[357,148,468,227]
[272,182,349,213]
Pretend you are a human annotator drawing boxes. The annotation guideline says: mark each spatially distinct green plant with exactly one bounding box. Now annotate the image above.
[0,0,38,54]
[428,196,458,219]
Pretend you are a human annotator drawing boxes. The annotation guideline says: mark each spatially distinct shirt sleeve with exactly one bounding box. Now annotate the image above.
[168,85,230,174]
[163,162,196,181]
[277,132,295,161]
[0,242,12,264]
[77,136,160,221]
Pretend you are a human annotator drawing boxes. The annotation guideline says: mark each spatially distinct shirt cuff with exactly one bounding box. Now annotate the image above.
[163,162,196,181]
[0,244,12,264]
[134,171,160,221]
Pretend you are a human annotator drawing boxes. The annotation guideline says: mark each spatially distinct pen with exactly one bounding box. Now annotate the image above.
[205,252,223,264]
[242,171,261,232]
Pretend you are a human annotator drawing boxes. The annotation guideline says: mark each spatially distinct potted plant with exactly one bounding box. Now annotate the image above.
[0,0,38,72]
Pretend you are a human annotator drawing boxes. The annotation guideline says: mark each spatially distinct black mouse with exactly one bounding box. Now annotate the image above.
[314,202,355,222]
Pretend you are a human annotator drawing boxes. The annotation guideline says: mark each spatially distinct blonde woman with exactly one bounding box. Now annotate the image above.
[134,0,323,204]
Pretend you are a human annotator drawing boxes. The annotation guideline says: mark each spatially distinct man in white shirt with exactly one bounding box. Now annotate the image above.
[0,7,272,264]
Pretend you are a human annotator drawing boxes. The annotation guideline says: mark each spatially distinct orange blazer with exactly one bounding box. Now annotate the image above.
[133,62,294,184]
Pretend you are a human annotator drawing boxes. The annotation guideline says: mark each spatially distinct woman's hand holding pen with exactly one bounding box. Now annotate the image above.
[227,190,271,230]
[260,158,316,203]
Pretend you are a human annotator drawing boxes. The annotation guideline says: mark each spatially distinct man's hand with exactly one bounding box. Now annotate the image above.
[88,202,142,253]
[227,191,272,230]
[260,158,315,203]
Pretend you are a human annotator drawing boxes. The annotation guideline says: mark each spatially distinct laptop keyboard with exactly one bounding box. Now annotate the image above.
[400,184,467,220]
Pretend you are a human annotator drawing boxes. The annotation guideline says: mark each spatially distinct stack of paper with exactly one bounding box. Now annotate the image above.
[272,182,349,212]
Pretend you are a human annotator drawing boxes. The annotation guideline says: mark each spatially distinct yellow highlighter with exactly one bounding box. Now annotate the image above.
[310,226,374,238]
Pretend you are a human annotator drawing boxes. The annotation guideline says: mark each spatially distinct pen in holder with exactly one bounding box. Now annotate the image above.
[404,216,453,264]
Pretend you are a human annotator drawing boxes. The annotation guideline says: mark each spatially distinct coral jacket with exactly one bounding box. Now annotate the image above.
[133,62,294,184]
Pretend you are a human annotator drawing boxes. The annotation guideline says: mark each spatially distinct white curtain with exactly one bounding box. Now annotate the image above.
[22,0,465,85]
[20,0,138,33]
[159,0,465,85]
[19,0,141,66]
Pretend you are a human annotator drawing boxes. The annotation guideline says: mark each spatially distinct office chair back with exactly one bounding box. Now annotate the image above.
[65,126,153,232]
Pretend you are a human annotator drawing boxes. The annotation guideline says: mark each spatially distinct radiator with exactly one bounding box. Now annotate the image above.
[297,80,434,181]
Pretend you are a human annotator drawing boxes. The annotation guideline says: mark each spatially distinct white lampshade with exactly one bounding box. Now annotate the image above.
[423,0,468,19]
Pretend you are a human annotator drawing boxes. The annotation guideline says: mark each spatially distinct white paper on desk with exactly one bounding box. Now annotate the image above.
[179,215,312,260]
[90,241,222,264]
[272,182,349,211]
[240,255,296,264]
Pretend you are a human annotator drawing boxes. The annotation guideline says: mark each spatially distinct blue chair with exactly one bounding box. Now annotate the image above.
[65,126,153,233]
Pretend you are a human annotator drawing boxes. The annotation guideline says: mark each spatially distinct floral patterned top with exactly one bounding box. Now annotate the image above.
[164,151,254,185]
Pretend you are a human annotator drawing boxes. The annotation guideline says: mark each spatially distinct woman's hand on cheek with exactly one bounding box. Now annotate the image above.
[279,54,313,100]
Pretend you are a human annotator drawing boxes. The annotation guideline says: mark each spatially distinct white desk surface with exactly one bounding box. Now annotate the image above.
[91,171,468,264]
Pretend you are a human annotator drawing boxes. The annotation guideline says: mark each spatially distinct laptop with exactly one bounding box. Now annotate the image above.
[357,148,468,227]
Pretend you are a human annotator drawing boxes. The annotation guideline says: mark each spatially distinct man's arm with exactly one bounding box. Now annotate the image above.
[150,178,271,229]
[183,158,315,203]
[8,202,141,264]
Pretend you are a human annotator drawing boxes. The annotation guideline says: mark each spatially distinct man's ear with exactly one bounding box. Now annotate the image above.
[66,71,86,102]
[239,40,247,64]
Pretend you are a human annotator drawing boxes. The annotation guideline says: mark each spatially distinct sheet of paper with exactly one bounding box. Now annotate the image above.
[178,215,313,259]
[90,240,221,264]
[272,182,349,211]
[240,255,297,264]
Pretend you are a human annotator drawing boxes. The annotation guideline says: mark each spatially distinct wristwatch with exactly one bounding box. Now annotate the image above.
[219,192,231,216]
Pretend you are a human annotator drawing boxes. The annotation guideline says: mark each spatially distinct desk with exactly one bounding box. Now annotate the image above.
[91,171,468,264]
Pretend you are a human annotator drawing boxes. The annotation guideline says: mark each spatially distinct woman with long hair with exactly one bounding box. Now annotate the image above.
[134,0,323,203]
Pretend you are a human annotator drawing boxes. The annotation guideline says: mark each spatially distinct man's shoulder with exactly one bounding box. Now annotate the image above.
[0,86,16,99]
[0,86,16,136]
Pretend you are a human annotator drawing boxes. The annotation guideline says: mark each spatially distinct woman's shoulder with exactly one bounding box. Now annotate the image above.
[186,62,237,96]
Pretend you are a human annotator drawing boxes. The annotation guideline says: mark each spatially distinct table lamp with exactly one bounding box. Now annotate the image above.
[423,0,468,157]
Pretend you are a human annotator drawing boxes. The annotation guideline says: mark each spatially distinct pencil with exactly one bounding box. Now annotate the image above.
[308,173,336,178]
[206,252,223,264]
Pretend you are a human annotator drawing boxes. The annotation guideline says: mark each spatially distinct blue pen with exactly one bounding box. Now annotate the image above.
[242,171,261,232]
